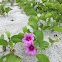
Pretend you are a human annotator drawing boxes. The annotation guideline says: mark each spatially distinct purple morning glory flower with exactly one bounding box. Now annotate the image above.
[25,42,36,55]
[22,33,34,44]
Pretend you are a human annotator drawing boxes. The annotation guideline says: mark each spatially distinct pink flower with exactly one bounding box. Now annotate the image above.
[22,33,34,44]
[25,42,36,55]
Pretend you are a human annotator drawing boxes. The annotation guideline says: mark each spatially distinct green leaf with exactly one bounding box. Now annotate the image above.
[32,1,37,7]
[43,26,51,30]
[11,34,24,43]
[0,34,4,39]
[36,54,50,62]
[0,39,8,46]
[9,41,13,48]
[0,53,21,62]
[39,13,46,21]
[52,26,62,33]
[47,18,50,25]
[18,33,24,36]
[5,7,12,13]
[2,1,5,4]
[24,8,37,16]
[28,21,38,30]
[55,38,61,42]
[39,41,49,50]
[11,36,22,43]
[39,13,52,21]
[11,38,22,43]
[39,24,43,29]
[49,38,60,44]
[0,5,5,15]
[19,1,25,8]
[16,0,20,3]
[28,15,39,22]
[34,40,49,50]
[34,40,38,46]
[8,0,10,1]
[0,58,3,62]
[11,2,14,6]
[22,26,27,33]
[34,40,41,50]
[45,13,52,18]
[34,30,43,42]
[26,29,31,33]
[49,38,54,43]
[0,5,5,10]
[5,31,11,39]
[53,22,58,26]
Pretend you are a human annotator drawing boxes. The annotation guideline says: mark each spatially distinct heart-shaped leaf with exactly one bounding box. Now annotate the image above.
[39,41,49,50]
[34,30,43,42]
[0,54,21,62]
[5,31,11,39]
[53,26,62,33]
[5,7,12,13]
[22,26,27,33]
[36,54,50,62]
[0,39,8,46]
[0,34,4,39]
[11,33,24,43]
[28,21,38,30]
[28,15,39,22]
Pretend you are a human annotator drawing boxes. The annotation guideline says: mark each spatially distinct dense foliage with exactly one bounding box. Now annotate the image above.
[0,5,12,15]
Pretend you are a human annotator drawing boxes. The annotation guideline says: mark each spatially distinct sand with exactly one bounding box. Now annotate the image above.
[0,2,62,62]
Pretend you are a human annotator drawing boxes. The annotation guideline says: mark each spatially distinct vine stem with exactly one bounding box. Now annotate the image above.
[3,46,6,52]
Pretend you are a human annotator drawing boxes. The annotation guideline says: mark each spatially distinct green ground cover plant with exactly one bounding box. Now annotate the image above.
[0,0,62,62]
[0,4,12,15]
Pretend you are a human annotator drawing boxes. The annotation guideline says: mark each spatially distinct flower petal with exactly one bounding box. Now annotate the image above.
[25,40,34,44]
[25,41,32,47]
[29,33,34,41]
[24,33,29,38]
[25,49,30,55]
[31,50,36,55]
[33,45,36,49]
[22,38,26,42]
[29,33,34,37]
[25,44,29,49]
[30,41,34,45]
[31,37,34,41]
[28,41,34,45]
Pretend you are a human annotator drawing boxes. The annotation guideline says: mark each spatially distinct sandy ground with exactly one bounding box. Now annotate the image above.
[0,2,62,62]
